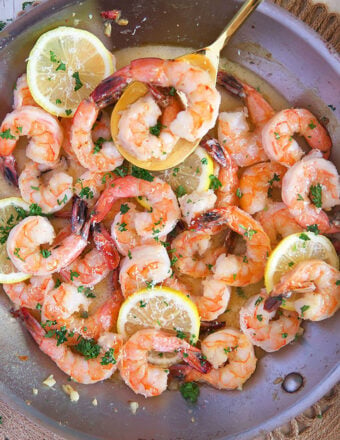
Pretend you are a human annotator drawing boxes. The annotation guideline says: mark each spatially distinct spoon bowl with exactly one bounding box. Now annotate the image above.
[111,0,262,170]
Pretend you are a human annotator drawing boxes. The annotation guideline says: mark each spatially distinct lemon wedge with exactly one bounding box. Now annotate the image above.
[27,26,114,117]
[117,287,200,366]
[0,198,32,284]
[265,232,339,295]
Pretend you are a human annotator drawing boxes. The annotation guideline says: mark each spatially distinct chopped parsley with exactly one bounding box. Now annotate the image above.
[120,203,130,214]
[175,328,186,339]
[288,261,295,267]
[114,165,128,177]
[139,300,147,308]
[78,184,94,200]
[57,194,68,206]
[310,183,322,208]
[100,348,116,365]
[75,337,101,359]
[93,137,106,154]
[0,129,15,139]
[131,165,154,182]
[50,50,58,62]
[299,233,310,241]
[127,250,132,260]
[243,256,248,263]
[328,104,336,111]
[297,194,304,201]
[56,98,62,104]
[72,71,83,91]
[255,296,263,306]
[70,270,79,281]
[236,287,246,298]
[274,132,280,140]
[40,249,51,259]
[179,382,199,404]
[14,247,24,261]
[308,121,316,129]
[176,185,187,198]
[54,278,61,289]
[236,188,243,199]
[209,175,222,190]
[101,172,113,184]
[149,121,165,136]
[56,61,66,71]
[282,333,288,338]
[201,157,208,165]
[77,285,96,298]
[169,87,176,96]
[267,173,280,198]
[335,280,340,286]
[65,109,72,116]
[307,224,320,235]
[300,305,310,317]
[117,222,127,232]
[256,314,263,322]
[239,224,257,240]
[36,303,42,310]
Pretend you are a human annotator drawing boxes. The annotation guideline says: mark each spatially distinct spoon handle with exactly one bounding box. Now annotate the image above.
[208,0,263,54]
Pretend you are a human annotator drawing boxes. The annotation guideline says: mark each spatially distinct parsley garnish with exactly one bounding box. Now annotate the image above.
[57,194,68,206]
[139,300,147,308]
[307,224,320,235]
[93,137,106,154]
[297,194,304,201]
[179,382,199,404]
[56,61,66,71]
[14,247,24,261]
[40,249,51,258]
[0,129,15,139]
[299,233,310,241]
[255,296,263,306]
[236,188,243,199]
[100,348,116,365]
[300,305,310,317]
[72,71,83,91]
[120,203,130,214]
[175,328,186,339]
[70,270,79,281]
[149,121,165,136]
[54,278,61,289]
[274,132,280,140]
[310,183,322,208]
[201,157,208,165]
[169,87,176,96]
[127,250,132,259]
[236,287,246,299]
[239,224,257,240]
[50,50,58,62]
[308,121,316,129]
[282,333,288,338]
[131,165,154,182]
[65,109,72,116]
[77,285,96,298]
[256,314,263,322]
[176,185,187,197]
[117,222,127,232]
[114,165,128,177]
[75,337,101,359]
[209,175,222,190]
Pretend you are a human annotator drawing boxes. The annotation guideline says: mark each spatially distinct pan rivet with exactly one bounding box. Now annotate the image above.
[282,372,304,393]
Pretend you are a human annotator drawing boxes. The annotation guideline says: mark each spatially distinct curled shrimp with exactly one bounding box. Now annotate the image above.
[255,202,303,246]
[13,74,37,109]
[217,72,274,167]
[92,57,221,144]
[262,109,332,167]
[117,93,181,161]
[271,260,340,321]
[238,161,287,214]
[3,276,53,309]
[18,161,73,214]
[118,328,211,397]
[200,136,239,208]
[192,207,271,286]
[7,215,89,275]
[19,307,123,384]
[92,175,180,236]
[41,275,123,340]
[282,152,340,233]
[240,291,302,352]
[0,106,63,164]
[182,328,257,390]
[111,201,166,256]
[119,244,171,297]
[172,230,225,279]
[178,190,217,226]
[74,171,106,207]
[70,100,124,172]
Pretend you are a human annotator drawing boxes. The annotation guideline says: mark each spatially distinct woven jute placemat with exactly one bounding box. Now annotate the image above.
[0,0,339,439]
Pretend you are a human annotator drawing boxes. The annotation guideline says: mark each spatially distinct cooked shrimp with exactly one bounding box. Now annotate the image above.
[255,202,303,246]
[60,248,110,287]
[3,276,53,309]
[117,93,180,161]
[271,260,340,321]
[19,307,123,384]
[183,328,257,390]
[92,57,221,144]
[111,201,166,256]
[70,99,124,172]
[262,109,332,167]
[92,175,180,236]
[119,328,211,397]
[282,152,340,233]
[74,171,106,205]
[7,216,89,275]
[41,277,123,340]
[178,190,217,226]
[172,230,224,279]
[0,106,63,164]
[119,244,171,297]
[239,161,287,214]
[193,207,271,286]
[13,74,37,109]
[217,72,274,167]
[18,161,73,214]
[240,291,302,352]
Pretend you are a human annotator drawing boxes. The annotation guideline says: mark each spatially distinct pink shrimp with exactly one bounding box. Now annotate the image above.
[262,109,332,167]
[13,74,37,109]
[217,72,275,167]
[3,276,54,309]
[18,307,123,384]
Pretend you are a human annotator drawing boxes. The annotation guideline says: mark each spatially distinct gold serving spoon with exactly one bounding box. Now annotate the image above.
[111,0,263,171]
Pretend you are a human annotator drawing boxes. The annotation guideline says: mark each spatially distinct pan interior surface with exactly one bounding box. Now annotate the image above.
[0,1,339,440]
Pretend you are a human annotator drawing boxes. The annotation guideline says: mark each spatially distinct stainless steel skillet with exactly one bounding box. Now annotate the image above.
[0,1,339,439]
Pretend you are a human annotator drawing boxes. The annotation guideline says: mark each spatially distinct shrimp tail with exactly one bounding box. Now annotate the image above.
[169,364,191,380]
[71,196,88,235]
[263,295,283,312]
[90,71,130,109]
[217,71,246,98]
[92,223,120,270]
[200,320,226,333]
[191,209,227,231]
[179,348,212,374]
[199,136,227,167]
[147,84,171,108]
[0,155,19,187]
[15,307,45,345]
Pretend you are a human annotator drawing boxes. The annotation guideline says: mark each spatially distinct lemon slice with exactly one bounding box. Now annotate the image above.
[154,146,214,194]
[117,287,200,366]
[265,232,339,296]
[27,26,114,117]
[0,198,32,284]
